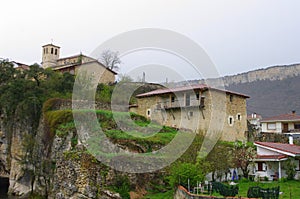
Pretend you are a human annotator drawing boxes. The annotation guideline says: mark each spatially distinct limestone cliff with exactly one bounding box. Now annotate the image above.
[221,64,300,86]
[0,99,167,198]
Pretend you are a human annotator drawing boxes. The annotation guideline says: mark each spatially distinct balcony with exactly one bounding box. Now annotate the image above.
[156,99,205,110]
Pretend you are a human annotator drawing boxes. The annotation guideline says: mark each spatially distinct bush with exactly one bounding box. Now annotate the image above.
[247,186,280,199]
[111,175,131,199]
[286,158,296,180]
[168,162,205,189]
[212,182,239,197]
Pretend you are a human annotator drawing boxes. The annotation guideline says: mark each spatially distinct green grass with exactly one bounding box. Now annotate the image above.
[105,127,177,145]
[142,190,173,199]
[237,180,300,199]
[53,109,178,150]
[143,180,300,199]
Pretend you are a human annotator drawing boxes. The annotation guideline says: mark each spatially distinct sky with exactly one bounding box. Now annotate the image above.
[1,0,300,81]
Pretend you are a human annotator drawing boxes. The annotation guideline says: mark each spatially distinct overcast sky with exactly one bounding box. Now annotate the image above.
[1,0,300,80]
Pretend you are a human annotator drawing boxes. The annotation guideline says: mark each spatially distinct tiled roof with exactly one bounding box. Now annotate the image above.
[57,54,95,61]
[255,141,300,156]
[261,113,300,122]
[54,60,117,75]
[256,154,287,160]
[42,43,60,48]
[136,84,250,98]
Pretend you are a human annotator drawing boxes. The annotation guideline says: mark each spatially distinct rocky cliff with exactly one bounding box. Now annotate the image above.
[0,99,167,198]
[221,64,300,86]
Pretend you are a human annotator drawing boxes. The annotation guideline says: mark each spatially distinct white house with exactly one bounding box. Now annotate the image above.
[252,141,300,180]
[260,111,300,134]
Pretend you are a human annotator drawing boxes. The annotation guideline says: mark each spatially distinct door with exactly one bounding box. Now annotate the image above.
[283,123,288,133]
[257,162,263,171]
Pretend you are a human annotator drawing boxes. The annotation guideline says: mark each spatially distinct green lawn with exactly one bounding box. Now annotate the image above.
[143,180,300,199]
[142,190,173,199]
[238,180,300,199]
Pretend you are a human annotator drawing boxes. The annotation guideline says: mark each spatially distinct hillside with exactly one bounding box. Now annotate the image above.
[183,63,300,117]
[226,75,300,118]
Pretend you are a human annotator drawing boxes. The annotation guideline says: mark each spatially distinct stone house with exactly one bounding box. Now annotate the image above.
[130,84,249,141]
[41,44,117,84]
[252,141,300,180]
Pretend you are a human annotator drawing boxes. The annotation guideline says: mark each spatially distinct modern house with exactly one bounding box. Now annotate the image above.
[41,44,117,84]
[252,141,300,180]
[260,111,300,135]
[130,84,249,141]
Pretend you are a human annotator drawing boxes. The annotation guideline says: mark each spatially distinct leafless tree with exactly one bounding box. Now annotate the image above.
[99,50,121,71]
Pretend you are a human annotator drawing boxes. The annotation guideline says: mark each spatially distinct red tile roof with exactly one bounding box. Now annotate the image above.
[261,113,300,122]
[136,84,250,98]
[54,60,117,75]
[256,154,287,160]
[255,141,300,156]
[56,54,95,61]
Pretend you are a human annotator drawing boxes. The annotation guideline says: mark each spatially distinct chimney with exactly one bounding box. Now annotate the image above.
[292,110,296,115]
[289,135,294,145]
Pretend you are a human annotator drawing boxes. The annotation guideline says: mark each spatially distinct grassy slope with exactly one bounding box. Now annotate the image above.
[144,180,300,199]
[52,109,178,148]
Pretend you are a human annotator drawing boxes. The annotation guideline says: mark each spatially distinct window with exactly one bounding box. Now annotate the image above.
[55,49,58,55]
[295,123,300,129]
[257,162,265,171]
[267,123,276,130]
[236,113,241,121]
[228,116,234,126]
[229,95,233,102]
[185,93,190,106]
[147,109,151,117]
[171,96,175,103]
[51,48,54,54]
[200,96,205,108]
[189,111,193,117]
[45,48,48,54]
[196,92,200,100]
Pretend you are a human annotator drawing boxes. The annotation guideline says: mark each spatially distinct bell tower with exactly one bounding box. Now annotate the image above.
[42,43,60,68]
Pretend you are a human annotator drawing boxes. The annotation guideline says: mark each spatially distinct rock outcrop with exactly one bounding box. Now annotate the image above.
[221,64,300,86]
[0,99,167,198]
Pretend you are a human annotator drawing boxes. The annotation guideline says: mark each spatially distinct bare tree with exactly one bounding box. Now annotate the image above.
[99,50,121,71]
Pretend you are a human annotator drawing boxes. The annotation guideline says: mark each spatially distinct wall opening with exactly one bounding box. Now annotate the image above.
[0,177,9,198]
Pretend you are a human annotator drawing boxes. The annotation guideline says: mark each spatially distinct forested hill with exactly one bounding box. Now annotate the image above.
[222,64,300,118]
[226,74,300,118]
